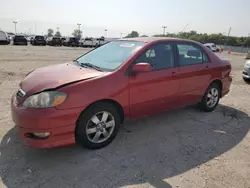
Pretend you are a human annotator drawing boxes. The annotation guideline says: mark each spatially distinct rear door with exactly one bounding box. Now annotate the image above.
[129,42,180,118]
[175,42,211,106]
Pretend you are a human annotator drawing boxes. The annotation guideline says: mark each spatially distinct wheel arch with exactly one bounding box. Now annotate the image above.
[76,99,125,125]
[210,79,223,97]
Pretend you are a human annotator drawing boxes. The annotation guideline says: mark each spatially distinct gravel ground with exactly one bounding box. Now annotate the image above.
[0,45,249,188]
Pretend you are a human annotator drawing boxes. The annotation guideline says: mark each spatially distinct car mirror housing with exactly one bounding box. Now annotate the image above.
[132,63,152,73]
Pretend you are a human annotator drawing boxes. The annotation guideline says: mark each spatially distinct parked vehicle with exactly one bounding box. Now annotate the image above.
[243,59,250,81]
[94,36,106,47]
[246,51,250,60]
[31,35,46,46]
[13,35,28,45]
[26,36,31,42]
[47,36,62,46]
[0,30,10,44]
[204,43,222,52]
[63,37,79,47]
[79,37,95,47]
[11,37,232,149]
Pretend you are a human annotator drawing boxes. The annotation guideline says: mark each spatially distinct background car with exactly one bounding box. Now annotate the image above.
[13,35,28,45]
[94,36,106,47]
[31,35,46,46]
[204,43,218,52]
[47,36,62,46]
[0,30,10,45]
[62,37,79,47]
[79,37,95,47]
[243,59,250,82]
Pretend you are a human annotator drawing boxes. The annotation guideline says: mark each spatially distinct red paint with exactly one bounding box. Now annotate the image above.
[11,37,232,148]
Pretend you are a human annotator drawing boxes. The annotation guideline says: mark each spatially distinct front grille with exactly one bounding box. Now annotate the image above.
[16,89,26,104]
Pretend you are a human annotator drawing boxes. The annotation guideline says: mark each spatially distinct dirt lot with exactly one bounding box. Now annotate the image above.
[0,45,249,188]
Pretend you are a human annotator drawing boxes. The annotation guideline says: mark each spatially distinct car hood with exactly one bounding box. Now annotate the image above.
[20,62,107,94]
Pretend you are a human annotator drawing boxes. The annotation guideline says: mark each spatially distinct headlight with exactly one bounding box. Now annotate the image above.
[23,91,67,108]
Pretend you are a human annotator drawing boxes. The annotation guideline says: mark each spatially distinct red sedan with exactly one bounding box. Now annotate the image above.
[11,37,232,149]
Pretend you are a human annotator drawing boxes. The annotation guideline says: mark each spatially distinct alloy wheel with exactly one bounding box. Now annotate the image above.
[206,88,219,108]
[86,111,115,144]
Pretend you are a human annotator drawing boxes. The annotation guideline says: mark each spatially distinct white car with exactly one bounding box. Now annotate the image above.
[243,59,250,81]
[79,38,95,47]
[0,30,10,44]
[94,37,107,47]
[204,43,218,52]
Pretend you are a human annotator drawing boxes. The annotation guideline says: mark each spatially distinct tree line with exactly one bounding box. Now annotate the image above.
[125,30,250,47]
[46,28,82,38]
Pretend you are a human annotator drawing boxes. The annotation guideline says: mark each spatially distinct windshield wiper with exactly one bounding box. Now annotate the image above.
[80,62,103,71]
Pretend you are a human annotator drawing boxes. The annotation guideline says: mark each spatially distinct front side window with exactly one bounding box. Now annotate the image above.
[177,44,204,66]
[76,40,145,71]
[135,43,175,71]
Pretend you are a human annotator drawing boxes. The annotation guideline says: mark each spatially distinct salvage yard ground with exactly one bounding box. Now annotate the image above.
[0,45,249,188]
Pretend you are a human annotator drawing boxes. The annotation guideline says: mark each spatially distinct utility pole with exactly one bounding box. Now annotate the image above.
[247,33,250,49]
[104,29,108,38]
[77,23,81,38]
[225,27,231,46]
[162,26,167,36]
[56,27,60,32]
[13,21,17,34]
[120,32,123,38]
[178,24,188,35]
[34,21,37,34]
[227,27,231,37]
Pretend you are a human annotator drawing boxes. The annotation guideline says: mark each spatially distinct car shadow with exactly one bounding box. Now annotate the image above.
[0,104,249,188]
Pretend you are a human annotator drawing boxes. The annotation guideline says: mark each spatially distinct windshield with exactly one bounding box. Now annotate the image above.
[35,36,44,39]
[15,36,25,39]
[76,40,145,71]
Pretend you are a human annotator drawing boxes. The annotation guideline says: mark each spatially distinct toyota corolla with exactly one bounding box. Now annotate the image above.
[11,37,232,149]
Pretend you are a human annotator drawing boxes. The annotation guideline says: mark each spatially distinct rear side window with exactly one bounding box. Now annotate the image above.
[135,43,175,71]
[177,44,205,66]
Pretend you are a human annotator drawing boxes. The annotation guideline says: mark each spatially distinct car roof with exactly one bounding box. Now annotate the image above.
[118,37,198,43]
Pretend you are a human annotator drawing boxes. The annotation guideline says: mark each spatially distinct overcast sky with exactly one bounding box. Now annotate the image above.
[1,0,250,37]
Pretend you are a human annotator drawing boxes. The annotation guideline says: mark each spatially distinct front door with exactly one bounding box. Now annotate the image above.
[129,42,180,118]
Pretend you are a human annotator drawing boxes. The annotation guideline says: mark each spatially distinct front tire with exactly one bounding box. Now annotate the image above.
[243,77,250,83]
[199,83,221,112]
[75,102,121,149]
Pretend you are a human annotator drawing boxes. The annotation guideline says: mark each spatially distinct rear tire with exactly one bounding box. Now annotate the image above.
[76,102,121,150]
[199,83,221,112]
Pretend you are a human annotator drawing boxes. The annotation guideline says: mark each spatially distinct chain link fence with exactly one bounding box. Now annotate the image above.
[222,45,250,53]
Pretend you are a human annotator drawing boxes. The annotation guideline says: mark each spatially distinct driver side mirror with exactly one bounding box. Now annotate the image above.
[132,63,152,73]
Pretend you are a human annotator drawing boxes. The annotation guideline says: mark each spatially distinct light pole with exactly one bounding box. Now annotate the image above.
[77,23,81,38]
[104,29,108,38]
[13,21,17,34]
[162,26,167,36]
[120,32,123,38]
[247,33,250,49]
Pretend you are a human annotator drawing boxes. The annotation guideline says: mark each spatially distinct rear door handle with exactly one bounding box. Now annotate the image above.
[172,71,177,76]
